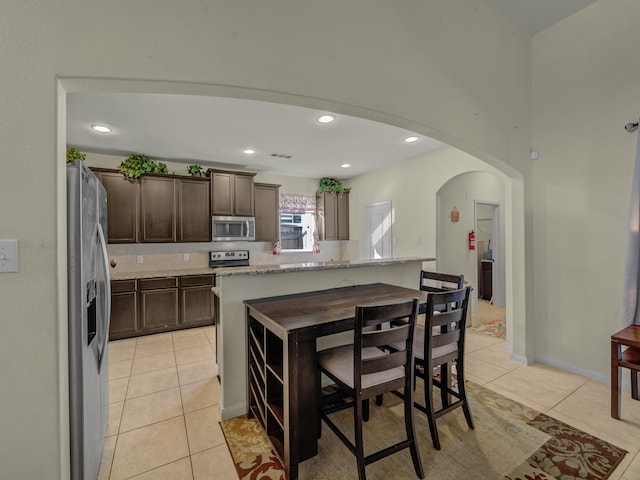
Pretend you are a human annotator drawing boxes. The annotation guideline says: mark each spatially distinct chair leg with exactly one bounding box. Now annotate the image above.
[354,399,367,480]
[375,394,383,406]
[632,369,639,401]
[362,399,369,422]
[456,362,474,430]
[440,362,450,408]
[317,373,323,438]
[404,387,425,478]
[425,370,441,450]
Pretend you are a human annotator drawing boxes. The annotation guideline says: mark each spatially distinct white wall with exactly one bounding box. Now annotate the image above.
[348,146,509,260]
[436,171,506,318]
[531,0,640,379]
[0,1,534,477]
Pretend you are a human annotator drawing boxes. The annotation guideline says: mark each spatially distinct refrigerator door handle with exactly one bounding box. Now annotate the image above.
[96,222,111,372]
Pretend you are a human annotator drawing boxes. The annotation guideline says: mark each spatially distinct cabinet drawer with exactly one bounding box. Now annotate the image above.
[179,274,214,287]
[139,277,178,290]
[111,279,137,293]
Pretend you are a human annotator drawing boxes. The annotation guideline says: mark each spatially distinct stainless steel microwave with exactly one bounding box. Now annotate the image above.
[212,216,256,241]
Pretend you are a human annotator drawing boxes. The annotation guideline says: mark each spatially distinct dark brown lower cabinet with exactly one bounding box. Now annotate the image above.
[110,274,214,339]
[481,260,493,300]
[180,275,215,327]
[109,280,138,340]
[140,277,179,333]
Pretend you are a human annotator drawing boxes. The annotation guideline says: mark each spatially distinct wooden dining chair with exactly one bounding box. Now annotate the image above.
[611,325,640,419]
[419,270,465,313]
[417,270,465,409]
[317,299,424,480]
[418,286,473,450]
[389,286,473,450]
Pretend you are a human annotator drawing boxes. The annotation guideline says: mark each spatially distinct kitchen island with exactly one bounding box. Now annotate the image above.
[212,256,433,420]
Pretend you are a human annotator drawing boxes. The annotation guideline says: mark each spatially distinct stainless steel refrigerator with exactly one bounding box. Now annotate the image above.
[67,161,111,480]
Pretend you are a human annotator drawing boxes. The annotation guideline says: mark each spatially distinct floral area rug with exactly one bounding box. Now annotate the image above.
[474,318,506,339]
[221,382,626,480]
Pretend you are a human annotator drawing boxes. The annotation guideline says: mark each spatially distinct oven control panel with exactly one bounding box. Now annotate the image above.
[209,250,249,261]
[209,250,250,267]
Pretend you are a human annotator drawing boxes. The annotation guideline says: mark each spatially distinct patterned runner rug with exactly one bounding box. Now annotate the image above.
[220,382,625,480]
[474,318,506,339]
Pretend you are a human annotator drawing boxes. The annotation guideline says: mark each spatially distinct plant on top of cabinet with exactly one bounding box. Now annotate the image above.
[187,164,204,176]
[66,147,87,164]
[317,177,350,195]
[118,153,168,178]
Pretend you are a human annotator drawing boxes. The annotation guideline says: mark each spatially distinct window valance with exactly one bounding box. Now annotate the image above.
[280,193,316,212]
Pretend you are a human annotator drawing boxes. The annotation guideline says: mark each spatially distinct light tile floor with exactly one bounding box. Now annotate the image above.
[100,315,640,479]
[99,326,237,480]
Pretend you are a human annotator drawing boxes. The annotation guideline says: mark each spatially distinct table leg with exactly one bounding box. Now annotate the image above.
[611,340,621,419]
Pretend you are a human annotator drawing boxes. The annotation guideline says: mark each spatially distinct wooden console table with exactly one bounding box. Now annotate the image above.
[611,325,640,419]
[244,283,427,480]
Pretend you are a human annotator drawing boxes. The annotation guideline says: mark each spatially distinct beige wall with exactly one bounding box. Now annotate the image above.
[531,0,640,377]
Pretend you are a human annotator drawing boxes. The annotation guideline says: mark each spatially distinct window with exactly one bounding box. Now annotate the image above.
[279,194,319,252]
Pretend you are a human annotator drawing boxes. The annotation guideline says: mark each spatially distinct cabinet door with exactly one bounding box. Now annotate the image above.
[178,178,211,242]
[95,170,139,243]
[234,174,255,216]
[211,172,234,216]
[181,285,214,326]
[337,193,349,240]
[254,183,280,242]
[141,176,177,242]
[109,281,138,339]
[317,192,338,240]
[140,288,179,331]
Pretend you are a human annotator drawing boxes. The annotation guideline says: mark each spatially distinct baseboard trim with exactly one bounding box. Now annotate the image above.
[220,402,247,421]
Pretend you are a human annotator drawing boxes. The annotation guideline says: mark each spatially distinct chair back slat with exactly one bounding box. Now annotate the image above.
[432,329,460,349]
[362,350,407,375]
[362,323,409,348]
[430,309,464,327]
[419,270,464,291]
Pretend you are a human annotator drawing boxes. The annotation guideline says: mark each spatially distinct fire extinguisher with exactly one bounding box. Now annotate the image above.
[468,230,476,250]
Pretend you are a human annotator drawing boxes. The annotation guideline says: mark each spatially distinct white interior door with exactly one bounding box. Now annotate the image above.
[363,201,392,259]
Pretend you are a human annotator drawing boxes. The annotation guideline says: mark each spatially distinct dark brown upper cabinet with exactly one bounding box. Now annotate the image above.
[209,169,256,217]
[93,169,211,244]
[177,177,211,242]
[316,191,349,241]
[92,169,139,243]
[141,175,177,242]
[254,182,280,242]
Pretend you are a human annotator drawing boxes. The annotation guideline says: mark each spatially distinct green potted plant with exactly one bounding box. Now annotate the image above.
[187,164,204,176]
[318,177,350,195]
[66,147,87,164]
[117,153,168,178]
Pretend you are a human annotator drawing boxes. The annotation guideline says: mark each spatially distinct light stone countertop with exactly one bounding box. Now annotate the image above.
[110,268,217,281]
[110,257,435,281]
[213,257,434,277]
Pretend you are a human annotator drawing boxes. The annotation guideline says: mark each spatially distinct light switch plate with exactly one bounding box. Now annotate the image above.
[0,239,18,273]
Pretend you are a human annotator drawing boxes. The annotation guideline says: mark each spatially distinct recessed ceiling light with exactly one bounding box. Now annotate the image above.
[404,136,419,143]
[91,124,112,133]
[317,114,335,124]
[341,163,351,168]
[243,149,256,155]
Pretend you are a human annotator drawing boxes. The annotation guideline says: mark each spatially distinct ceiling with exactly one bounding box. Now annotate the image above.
[67,93,445,179]
[66,2,596,180]
[485,0,596,34]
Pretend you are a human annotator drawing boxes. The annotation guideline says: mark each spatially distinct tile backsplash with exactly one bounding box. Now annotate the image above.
[107,241,354,273]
